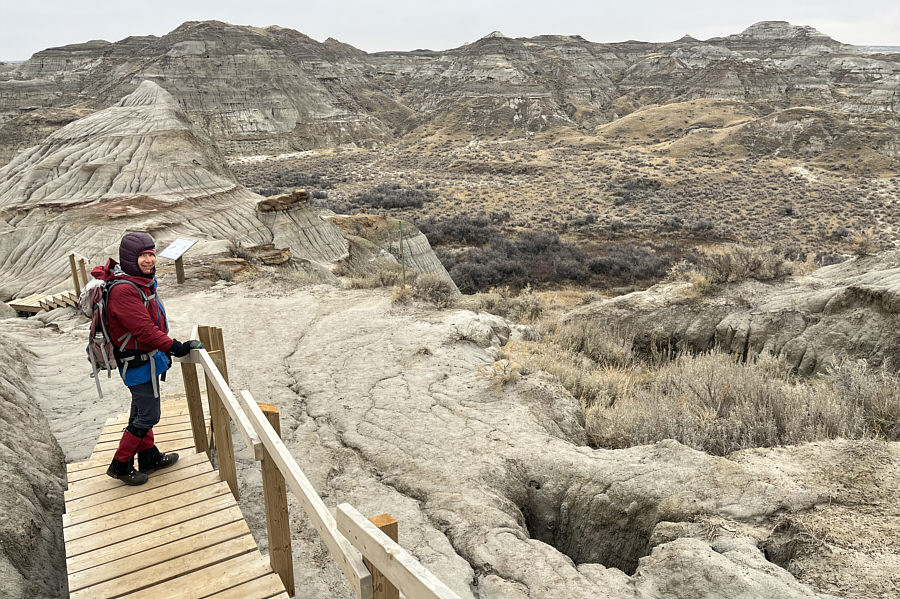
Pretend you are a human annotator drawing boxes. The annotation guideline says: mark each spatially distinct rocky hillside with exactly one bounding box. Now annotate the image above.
[0,81,454,299]
[0,20,896,162]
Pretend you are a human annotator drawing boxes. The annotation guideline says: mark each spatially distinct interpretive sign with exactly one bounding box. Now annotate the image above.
[159,237,198,260]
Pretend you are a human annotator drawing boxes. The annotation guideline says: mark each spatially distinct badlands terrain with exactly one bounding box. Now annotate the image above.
[0,19,898,599]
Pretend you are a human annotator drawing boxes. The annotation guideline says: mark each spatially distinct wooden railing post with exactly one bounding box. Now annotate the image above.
[78,256,88,286]
[198,325,239,499]
[68,253,81,296]
[258,402,295,597]
[180,356,209,455]
[367,515,399,599]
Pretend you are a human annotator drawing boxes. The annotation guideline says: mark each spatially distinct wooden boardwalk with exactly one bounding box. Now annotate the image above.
[9,289,79,313]
[63,395,289,599]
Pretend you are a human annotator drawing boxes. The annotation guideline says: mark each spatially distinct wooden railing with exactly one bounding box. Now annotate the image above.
[68,251,89,296]
[176,326,461,599]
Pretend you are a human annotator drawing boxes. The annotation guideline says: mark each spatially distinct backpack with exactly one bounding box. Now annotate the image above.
[80,278,152,398]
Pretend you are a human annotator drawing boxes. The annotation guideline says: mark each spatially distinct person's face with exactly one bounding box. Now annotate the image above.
[137,252,156,275]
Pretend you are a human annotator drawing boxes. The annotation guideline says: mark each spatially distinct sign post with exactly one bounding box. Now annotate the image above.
[159,238,198,284]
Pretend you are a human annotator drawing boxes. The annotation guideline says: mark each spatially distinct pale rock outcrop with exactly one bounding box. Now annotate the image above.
[5,282,898,598]
[0,326,66,599]
[570,250,900,373]
[327,214,459,292]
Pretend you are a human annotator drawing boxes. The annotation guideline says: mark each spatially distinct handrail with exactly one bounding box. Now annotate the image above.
[337,504,462,599]
[176,325,462,599]
[174,344,262,461]
[195,349,263,460]
[239,390,373,599]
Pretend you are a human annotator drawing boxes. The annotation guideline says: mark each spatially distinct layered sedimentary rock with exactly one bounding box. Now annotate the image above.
[0,81,451,298]
[0,325,66,599]
[571,250,900,374]
[327,214,460,293]
[1,21,897,162]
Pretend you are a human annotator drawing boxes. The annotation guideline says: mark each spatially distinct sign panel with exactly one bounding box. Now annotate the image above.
[159,237,198,260]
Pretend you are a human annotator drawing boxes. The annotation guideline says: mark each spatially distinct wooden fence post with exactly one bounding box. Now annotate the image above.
[258,402,295,596]
[181,357,209,455]
[78,257,88,286]
[198,325,239,499]
[213,327,230,382]
[68,253,81,296]
[367,514,399,599]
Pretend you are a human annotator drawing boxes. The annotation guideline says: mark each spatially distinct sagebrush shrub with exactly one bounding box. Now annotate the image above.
[411,273,456,308]
[697,244,792,283]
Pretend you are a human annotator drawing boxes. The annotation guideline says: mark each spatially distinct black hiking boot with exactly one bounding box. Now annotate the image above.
[138,446,179,474]
[107,458,149,486]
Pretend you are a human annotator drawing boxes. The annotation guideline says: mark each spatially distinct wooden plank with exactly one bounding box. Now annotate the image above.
[258,403,294,596]
[66,461,212,512]
[199,327,239,500]
[68,520,253,594]
[182,357,210,454]
[337,503,461,599]
[116,550,275,599]
[197,347,262,460]
[65,492,237,558]
[70,253,82,296]
[239,390,372,599]
[89,437,198,463]
[70,534,259,599]
[66,451,206,496]
[78,257,88,286]
[64,469,220,525]
[65,481,232,542]
[66,505,245,574]
[203,572,290,599]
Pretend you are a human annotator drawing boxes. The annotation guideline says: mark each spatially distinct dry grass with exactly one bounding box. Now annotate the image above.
[475,286,544,323]
[510,316,900,455]
[410,273,457,308]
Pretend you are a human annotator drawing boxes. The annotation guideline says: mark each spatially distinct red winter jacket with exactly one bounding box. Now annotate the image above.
[91,259,174,353]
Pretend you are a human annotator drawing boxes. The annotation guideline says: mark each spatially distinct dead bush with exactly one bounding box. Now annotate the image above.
[391,285,412,304]
[476,286,543,323]
[697,244,792,283]
[227,237,254,262]
[411,273,456,308]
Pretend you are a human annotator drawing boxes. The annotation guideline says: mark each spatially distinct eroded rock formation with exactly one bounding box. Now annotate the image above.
[571,250,900,374]
[0,81,453,299]
[0,325,66,599]
[1,21,897,162]
[3,278,897,598]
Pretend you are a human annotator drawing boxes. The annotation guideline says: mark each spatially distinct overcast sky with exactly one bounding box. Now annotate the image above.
[2,0,898,61]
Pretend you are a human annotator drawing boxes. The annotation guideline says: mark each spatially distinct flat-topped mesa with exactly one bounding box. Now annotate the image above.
[0,80,238,209]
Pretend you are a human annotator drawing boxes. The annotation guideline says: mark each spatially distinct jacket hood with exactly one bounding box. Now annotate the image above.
[91,258,155,287]
[119,232,156,277]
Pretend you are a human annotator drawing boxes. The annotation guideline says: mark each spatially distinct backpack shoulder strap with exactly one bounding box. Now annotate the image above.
[106,279,152,306]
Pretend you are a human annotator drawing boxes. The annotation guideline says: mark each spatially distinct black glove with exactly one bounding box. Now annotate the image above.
[169,339,204,357]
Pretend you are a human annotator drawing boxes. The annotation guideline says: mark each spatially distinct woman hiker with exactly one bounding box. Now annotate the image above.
[92,232,203,485]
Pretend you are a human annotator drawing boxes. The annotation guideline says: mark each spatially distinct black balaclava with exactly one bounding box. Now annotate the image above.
[119,232,156,277]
